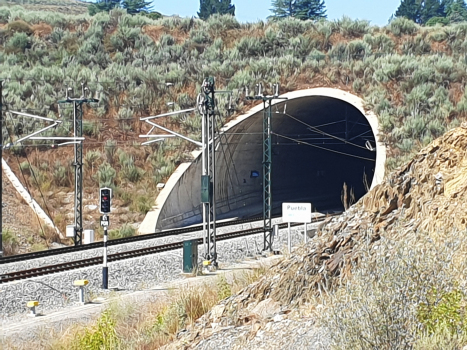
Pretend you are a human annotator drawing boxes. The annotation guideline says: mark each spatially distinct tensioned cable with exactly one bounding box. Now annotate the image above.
[281,112,372,151]
[214,107,241,190]
[272,132,376,162]
[8,114,57,235]
[4,115,49,244]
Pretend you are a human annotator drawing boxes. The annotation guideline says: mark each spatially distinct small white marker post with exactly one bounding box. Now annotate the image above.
[304,222,308,244]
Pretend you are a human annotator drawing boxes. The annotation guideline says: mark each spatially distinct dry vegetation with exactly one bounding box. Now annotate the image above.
[3,267,266,349]
[2,9,467,251]
[0,0,89,15]
[162,125,467,348]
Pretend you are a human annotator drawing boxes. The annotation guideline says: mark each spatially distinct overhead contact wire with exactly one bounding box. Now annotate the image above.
[272,132,375,162]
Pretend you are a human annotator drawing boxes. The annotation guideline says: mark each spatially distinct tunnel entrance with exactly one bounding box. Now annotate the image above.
[268,96,376,214]
[139,88,385,233]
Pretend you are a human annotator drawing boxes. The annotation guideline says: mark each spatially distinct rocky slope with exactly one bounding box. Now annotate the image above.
[164,124,467,349]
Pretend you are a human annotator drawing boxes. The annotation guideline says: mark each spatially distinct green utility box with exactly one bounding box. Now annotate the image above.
[201,175,212,203]
[183,239,198,273]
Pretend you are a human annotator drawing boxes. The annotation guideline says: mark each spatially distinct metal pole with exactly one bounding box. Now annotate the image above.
[288,222,291,253]
[200,78,217,267]
[208,82,217,266]
[73,101,83,245]
[102,221,108,289]
[304,222,308,244]
[0,81,3,258]
[246,86,286,253]
[58,86,98,246]
[202,105,208,260]
[263,100,273,252]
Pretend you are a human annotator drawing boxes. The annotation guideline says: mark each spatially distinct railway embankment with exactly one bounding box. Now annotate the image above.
[165,124,467,349]
[0,220,312,319]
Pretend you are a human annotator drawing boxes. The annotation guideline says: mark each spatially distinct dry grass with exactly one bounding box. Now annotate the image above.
[31,23,53,38]
[319,227,467,349]
[3,268,266,350]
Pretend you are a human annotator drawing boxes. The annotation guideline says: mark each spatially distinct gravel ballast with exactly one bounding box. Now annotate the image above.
[0,220,314,320]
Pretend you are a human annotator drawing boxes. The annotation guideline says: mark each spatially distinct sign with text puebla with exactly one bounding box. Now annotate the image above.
[282,203,312,223]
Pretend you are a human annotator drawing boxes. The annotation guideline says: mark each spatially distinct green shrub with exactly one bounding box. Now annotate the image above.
[335,16,370,37]
[104,140,117,164]
[109,223,135,239]
[389,17,418,36]
[6,32,31,53]
[322,230,467,350]
[417,288,465,335]
[53,161,70,187]
[0,8,10,24]
[2,229,19,256]
[130,195,152,215]
[216,275,232,300]
[426,17,450,27]
[96,162,116,188]
[74,310,119,350]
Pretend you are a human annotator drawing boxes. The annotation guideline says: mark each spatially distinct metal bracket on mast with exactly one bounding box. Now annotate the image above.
[140,79,231,269]
[58,83,98,246]
[246,83,287,252]
[197,77,218,268]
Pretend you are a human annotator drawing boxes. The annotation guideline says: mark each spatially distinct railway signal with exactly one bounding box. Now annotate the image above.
[99,187,112,214]
[99,187,112,289]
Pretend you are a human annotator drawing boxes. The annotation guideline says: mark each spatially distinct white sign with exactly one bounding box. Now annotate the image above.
[282,202,312,223]
[100,215,109,227]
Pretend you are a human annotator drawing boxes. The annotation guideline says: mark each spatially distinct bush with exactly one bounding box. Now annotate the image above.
[0,8,10,24]
[109,223,135,239]
[53,161,71,187]
[96,162,116,188]
[130,195,152,215]
[2,229,19,256]
[335,16,370,37]
[74,310,119,350]
[6,20,33,35]
[6,32,31,53]
[426,16,449,27]
[322,229,467,350]
[389,17,418,36]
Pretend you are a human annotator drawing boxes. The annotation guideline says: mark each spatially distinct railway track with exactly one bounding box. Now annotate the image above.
[0,215,334,284]
[0,215,270,265]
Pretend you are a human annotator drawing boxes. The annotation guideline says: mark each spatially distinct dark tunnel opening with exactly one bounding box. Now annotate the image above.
[268,96,377,214]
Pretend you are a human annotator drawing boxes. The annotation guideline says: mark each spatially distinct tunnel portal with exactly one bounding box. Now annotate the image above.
[139,88,385,232]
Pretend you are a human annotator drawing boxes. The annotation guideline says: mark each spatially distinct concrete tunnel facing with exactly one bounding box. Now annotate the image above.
[139,88,386,233]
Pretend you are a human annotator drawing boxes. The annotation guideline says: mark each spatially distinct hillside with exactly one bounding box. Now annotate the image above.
[163,125,467,349]
[0,0,88,15]
[2,8,467,251]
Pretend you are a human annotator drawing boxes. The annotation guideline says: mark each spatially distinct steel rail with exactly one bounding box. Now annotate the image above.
[0,215,271,265]
[0,215,335,284]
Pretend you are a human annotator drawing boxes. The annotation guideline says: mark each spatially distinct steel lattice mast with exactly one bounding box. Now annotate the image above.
[199,77,217,266]
[59,84,98,246]
[140,78,231,268]
[247,84,287,252]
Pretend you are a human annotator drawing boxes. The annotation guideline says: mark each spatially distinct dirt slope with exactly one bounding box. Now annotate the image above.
[164,124,467,348]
